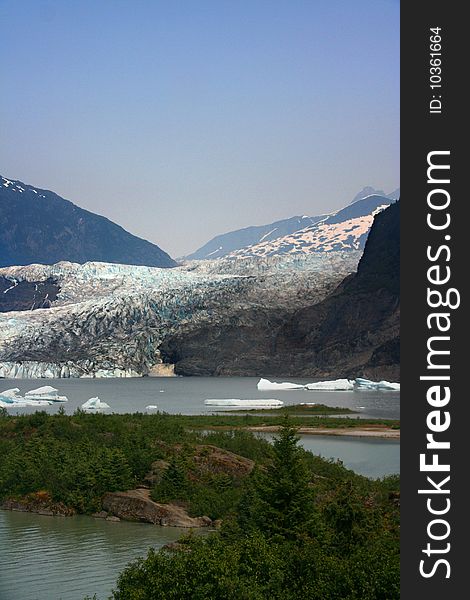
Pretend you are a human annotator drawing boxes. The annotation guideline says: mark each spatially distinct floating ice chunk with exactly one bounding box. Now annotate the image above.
[1,388,23,399]
[257,378,305,391]
[25,386,68,402]
[0,389,53,407]
[0,394,18,406]
[353,378,400,391]
[204,398,283,407]
[305,379,354,391]
[146,405,158,410]
[81,397,111,411]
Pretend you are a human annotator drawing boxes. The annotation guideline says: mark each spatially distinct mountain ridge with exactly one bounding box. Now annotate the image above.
[185,187,398,260]
[0,175,176,268]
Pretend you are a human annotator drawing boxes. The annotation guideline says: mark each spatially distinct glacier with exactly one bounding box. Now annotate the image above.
[0,256,358,378]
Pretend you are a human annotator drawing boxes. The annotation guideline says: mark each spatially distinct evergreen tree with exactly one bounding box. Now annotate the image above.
[241,420,316,539]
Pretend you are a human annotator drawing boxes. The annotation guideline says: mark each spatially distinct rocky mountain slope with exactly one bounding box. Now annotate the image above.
[272,200,400,380]
[161,201,400,380]
[0,175,176,268]
[185,188,397,260]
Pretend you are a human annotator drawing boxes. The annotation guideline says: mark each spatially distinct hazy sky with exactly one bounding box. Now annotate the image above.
[1,0,399,257]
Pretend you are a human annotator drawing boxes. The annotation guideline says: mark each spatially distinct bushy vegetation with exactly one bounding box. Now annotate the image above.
[0,410,274,513]
[113,424,400,599]
[0,410,399,598]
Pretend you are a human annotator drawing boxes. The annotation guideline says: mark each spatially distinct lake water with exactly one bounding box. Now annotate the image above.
[0,377,399,599]
[262,433,399,479]
[0,376,400,420]
[0,510,192,600]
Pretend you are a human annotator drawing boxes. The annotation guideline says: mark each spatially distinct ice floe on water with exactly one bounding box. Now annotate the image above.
[257,378,305,391]
[0,387,54,408]
[25,386,68,402]
[205,399,283,407]
[353,378,400,391]
[257,378,400,392]
[146,405,159,410]
[305,379,354,391]
[81,397,111,412]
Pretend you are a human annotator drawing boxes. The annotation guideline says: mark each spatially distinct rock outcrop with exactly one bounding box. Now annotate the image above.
[102,488,212,528]
[272,201,400,380]
[162,202,400,380]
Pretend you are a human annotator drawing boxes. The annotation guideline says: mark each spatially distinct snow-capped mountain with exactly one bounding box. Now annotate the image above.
[184,214,327,260]
[185,188,397,260]
[226,194,391,258]
[0,175,176,268]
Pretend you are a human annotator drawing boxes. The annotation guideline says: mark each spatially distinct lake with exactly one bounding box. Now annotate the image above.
[0,376,399,599]
[0,376,400,420]
[0,510,192,600]
[262,433,399,479]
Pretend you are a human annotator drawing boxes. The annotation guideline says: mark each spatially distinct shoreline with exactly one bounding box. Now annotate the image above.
[245,425,400,439]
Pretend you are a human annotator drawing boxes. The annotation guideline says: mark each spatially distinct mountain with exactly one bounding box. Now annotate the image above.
[161,201,400,380]
[0,181,399,380]
[226,194,390,259]
[272,200,400,380]
[350,186,400,204]
[0,175,176,268]
[186,187,397,260]
[184,215,326,260]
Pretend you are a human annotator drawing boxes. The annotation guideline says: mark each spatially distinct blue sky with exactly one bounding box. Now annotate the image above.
[0,0,399,256]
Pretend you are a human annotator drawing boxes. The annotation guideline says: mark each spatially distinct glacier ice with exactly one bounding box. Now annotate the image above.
[305,379,354,391]
[25,386,68,402]
[204,398,283,407]
[1,388,23,399]
[81,397,111,412]
[353,378,400,391]
[257,377,399,392]
[0,256,357,378]
[0,387,54,408]
[257,378,305,391]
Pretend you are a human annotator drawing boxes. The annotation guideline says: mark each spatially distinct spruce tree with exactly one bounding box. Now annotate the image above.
[242,419,315,539]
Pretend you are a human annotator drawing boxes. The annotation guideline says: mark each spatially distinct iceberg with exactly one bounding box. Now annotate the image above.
[204,399,283,407]
[145,405,159,410]
[0,388,54,408]
[257,378,305,391]
[305,379,354,391]
[353,378,400,391]
[81,397,111,412]
[25,386,68,402]
[1,388,24,400]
